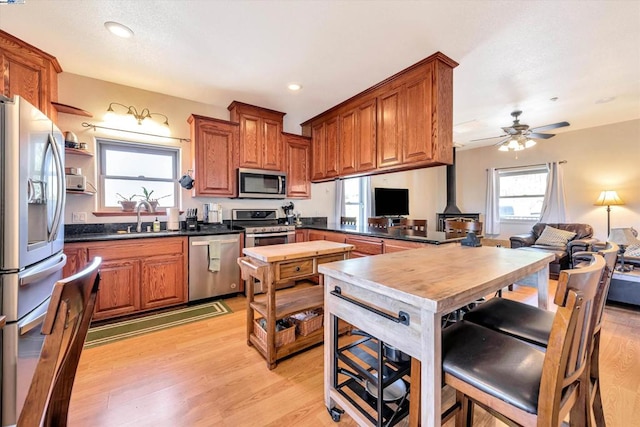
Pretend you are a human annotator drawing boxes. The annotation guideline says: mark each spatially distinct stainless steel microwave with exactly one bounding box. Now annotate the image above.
[237,168,287,199]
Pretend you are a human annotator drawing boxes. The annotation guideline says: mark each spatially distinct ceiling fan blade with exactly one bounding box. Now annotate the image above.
[501,127,519,135]
[528,133,555,139]
[529,121,570,132]
[492,137,511,146]
[471,134,507,142]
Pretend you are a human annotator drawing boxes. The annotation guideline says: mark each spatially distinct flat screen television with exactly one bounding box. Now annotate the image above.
[374,187,409,217]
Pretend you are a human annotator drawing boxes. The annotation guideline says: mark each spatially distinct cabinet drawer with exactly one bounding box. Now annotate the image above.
[317,254,347,266]
[345,237,383,256]
[278,259,314,280]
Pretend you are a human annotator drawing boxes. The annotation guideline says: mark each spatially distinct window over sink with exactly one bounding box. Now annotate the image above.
[97,139,179,211]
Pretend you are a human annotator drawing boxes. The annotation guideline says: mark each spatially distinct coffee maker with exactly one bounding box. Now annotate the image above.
[281,202,295,225]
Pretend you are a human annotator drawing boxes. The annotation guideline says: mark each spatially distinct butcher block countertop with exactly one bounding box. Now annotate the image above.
[242,240,355,263]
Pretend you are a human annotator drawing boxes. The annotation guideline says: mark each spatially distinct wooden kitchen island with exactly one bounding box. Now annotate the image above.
[319,244,554,427]
[238,240,354,369]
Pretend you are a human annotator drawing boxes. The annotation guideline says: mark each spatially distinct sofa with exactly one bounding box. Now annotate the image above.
[510,223,598,279]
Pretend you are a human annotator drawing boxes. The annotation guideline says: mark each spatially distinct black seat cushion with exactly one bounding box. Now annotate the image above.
[462,298,553,348]
[442,321,545,414]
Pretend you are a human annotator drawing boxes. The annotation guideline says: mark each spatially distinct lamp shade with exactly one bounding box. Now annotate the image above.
[607,228,639,246]
[594,190,624,206]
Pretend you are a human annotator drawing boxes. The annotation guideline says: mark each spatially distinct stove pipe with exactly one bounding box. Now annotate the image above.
[443,147,462,214]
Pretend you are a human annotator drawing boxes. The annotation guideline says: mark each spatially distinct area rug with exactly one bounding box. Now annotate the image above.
[84,300,232,349]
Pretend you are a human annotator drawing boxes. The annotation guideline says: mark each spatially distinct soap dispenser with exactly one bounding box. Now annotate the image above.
[153,217,160,232]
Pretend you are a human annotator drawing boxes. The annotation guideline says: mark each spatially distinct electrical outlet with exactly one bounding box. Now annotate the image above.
[72,212,87,223]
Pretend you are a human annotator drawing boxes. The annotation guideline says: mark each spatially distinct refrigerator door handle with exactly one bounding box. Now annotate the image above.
[19,303,49,336]
[48,133,65,241]
[20,253,66,287]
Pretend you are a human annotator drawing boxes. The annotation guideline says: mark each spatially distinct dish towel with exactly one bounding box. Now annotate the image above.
[208,240,221,272]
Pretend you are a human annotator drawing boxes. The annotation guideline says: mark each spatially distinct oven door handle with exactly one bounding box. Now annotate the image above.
[246,231,296,238]
[191,239,238,246]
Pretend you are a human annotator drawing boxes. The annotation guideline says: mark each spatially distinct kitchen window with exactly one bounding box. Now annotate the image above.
[97,139,179,211]
[497,165,548,221]
[342,176,371,226]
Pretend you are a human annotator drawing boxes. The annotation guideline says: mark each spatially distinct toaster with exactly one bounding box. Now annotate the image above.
[65,175,86,191]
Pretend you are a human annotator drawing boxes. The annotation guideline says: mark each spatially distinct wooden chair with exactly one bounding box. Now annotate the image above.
[462,243,618,426]
[340,216,357,226]
[18,257,101,427]
[367,217,388,229]
[444,218,483,235]
[443,254,606,426]
[398,218,427,231]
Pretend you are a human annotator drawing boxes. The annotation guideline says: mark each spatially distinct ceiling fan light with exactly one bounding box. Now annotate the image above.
[524,138,536,148]
[498,144,509,152]
[507,139,519,149]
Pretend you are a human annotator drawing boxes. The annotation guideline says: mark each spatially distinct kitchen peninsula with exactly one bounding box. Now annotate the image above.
[319,245,554,427]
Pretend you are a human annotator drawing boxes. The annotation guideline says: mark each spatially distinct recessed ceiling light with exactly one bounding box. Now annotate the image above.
[104,21,134,38]
[287,83,302,91]
[595,96,616,104]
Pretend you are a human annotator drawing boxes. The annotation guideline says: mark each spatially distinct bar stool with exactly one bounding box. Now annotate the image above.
[367,217,388,229]
[462,243,618,426]
[443,255,606,426]
[398,218,427,231]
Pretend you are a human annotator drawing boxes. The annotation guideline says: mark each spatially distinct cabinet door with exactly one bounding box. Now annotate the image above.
[140,254,186,310]
[339,109,357,175]
[323,231,346,244]
[377,86,404,168]
[383,239,426,253]
[344,236,383,257]
[325,117,339,178]
[62,244,87,278]
[311,122,326,181]
[404,69,434,163]
[285,134,311,198]
[0,32,60,120]
[93,259,141,321]
[295,229,307,243]
[357,98,377,172]
[262,118,283,171]
[190,116,238,197]
[238,113,262,169]
[308,230,326,241]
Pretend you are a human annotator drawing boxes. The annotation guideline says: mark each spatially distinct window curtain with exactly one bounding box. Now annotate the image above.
[361,176,373,222]
[334,178,345,224]
[484,168,500,235]
[539,161,568,223]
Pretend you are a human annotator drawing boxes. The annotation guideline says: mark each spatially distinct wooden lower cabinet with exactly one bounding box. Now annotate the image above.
[65,237,188,321]
[382,238,427,253]
[295,229,307,243]
[344,236,383,257]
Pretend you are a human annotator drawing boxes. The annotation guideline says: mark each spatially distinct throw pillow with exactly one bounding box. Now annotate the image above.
[624,244,640,258]
[534,225,577,247]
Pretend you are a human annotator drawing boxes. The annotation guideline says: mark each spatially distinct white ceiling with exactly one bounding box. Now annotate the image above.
[1,0,639,149]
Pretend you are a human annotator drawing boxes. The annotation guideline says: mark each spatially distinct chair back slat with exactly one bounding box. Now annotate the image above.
[398,219,427,231]
[340,216,357,226]
[367,217,388,229]
[539,255,605,423]
[18,257,101,427]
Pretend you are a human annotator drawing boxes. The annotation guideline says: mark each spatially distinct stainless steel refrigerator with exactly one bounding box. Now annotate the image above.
[0,96,66,426]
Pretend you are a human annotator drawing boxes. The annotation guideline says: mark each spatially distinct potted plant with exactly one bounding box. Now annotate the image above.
[116,193,138,212]
[139,187,170,211]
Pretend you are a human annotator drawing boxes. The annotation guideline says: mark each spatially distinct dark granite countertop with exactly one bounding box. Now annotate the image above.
[299,223,466,245]
[65,222,242,243]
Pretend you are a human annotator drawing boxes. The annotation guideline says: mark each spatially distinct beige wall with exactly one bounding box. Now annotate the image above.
[58,73,334,225]
[455,119,640,241]
[59,72,639,237]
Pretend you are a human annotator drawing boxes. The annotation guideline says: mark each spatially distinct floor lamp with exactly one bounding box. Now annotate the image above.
[594,190,624,236]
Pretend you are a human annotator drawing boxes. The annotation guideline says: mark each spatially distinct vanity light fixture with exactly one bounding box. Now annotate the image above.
[104,21,134,38]
[106,103,169,126]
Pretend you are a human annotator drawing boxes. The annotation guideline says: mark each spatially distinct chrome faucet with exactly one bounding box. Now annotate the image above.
[136,200,154,232]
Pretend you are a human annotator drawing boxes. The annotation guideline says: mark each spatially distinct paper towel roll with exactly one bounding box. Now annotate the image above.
[167,208,180,230]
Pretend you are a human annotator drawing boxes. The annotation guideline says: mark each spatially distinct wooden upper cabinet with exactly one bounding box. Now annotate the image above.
[284,132,311,199]
[228,101,286,171]
[302,52,457,180]
[310,115,338,181]
[325,117,339,178]
[188,114,238,197]
[0,30,62,120]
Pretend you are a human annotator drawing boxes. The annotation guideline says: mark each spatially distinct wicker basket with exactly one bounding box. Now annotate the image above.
[254,318,296,348]
[290,308,324,336]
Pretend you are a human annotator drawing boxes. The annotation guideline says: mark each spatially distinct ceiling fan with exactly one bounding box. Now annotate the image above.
[473,110,570,151]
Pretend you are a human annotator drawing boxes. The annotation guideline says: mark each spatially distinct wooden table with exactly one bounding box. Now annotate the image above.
[239,241,354,369]
[319,244,554,427]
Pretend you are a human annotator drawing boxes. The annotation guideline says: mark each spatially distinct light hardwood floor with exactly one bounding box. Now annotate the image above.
[69,282,640,426]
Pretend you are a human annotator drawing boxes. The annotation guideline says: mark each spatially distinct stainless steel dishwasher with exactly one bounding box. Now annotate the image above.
[188,234,241,301]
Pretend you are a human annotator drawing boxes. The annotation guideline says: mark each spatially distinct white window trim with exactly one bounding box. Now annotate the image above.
[497,164,548,223]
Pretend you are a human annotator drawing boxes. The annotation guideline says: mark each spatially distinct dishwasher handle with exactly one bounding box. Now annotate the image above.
[191,239,238,246]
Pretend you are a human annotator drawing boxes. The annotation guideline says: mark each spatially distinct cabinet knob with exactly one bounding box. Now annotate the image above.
[295,266,301,272]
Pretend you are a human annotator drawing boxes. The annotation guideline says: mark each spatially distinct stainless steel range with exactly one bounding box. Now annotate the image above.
[232,209,295,248]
